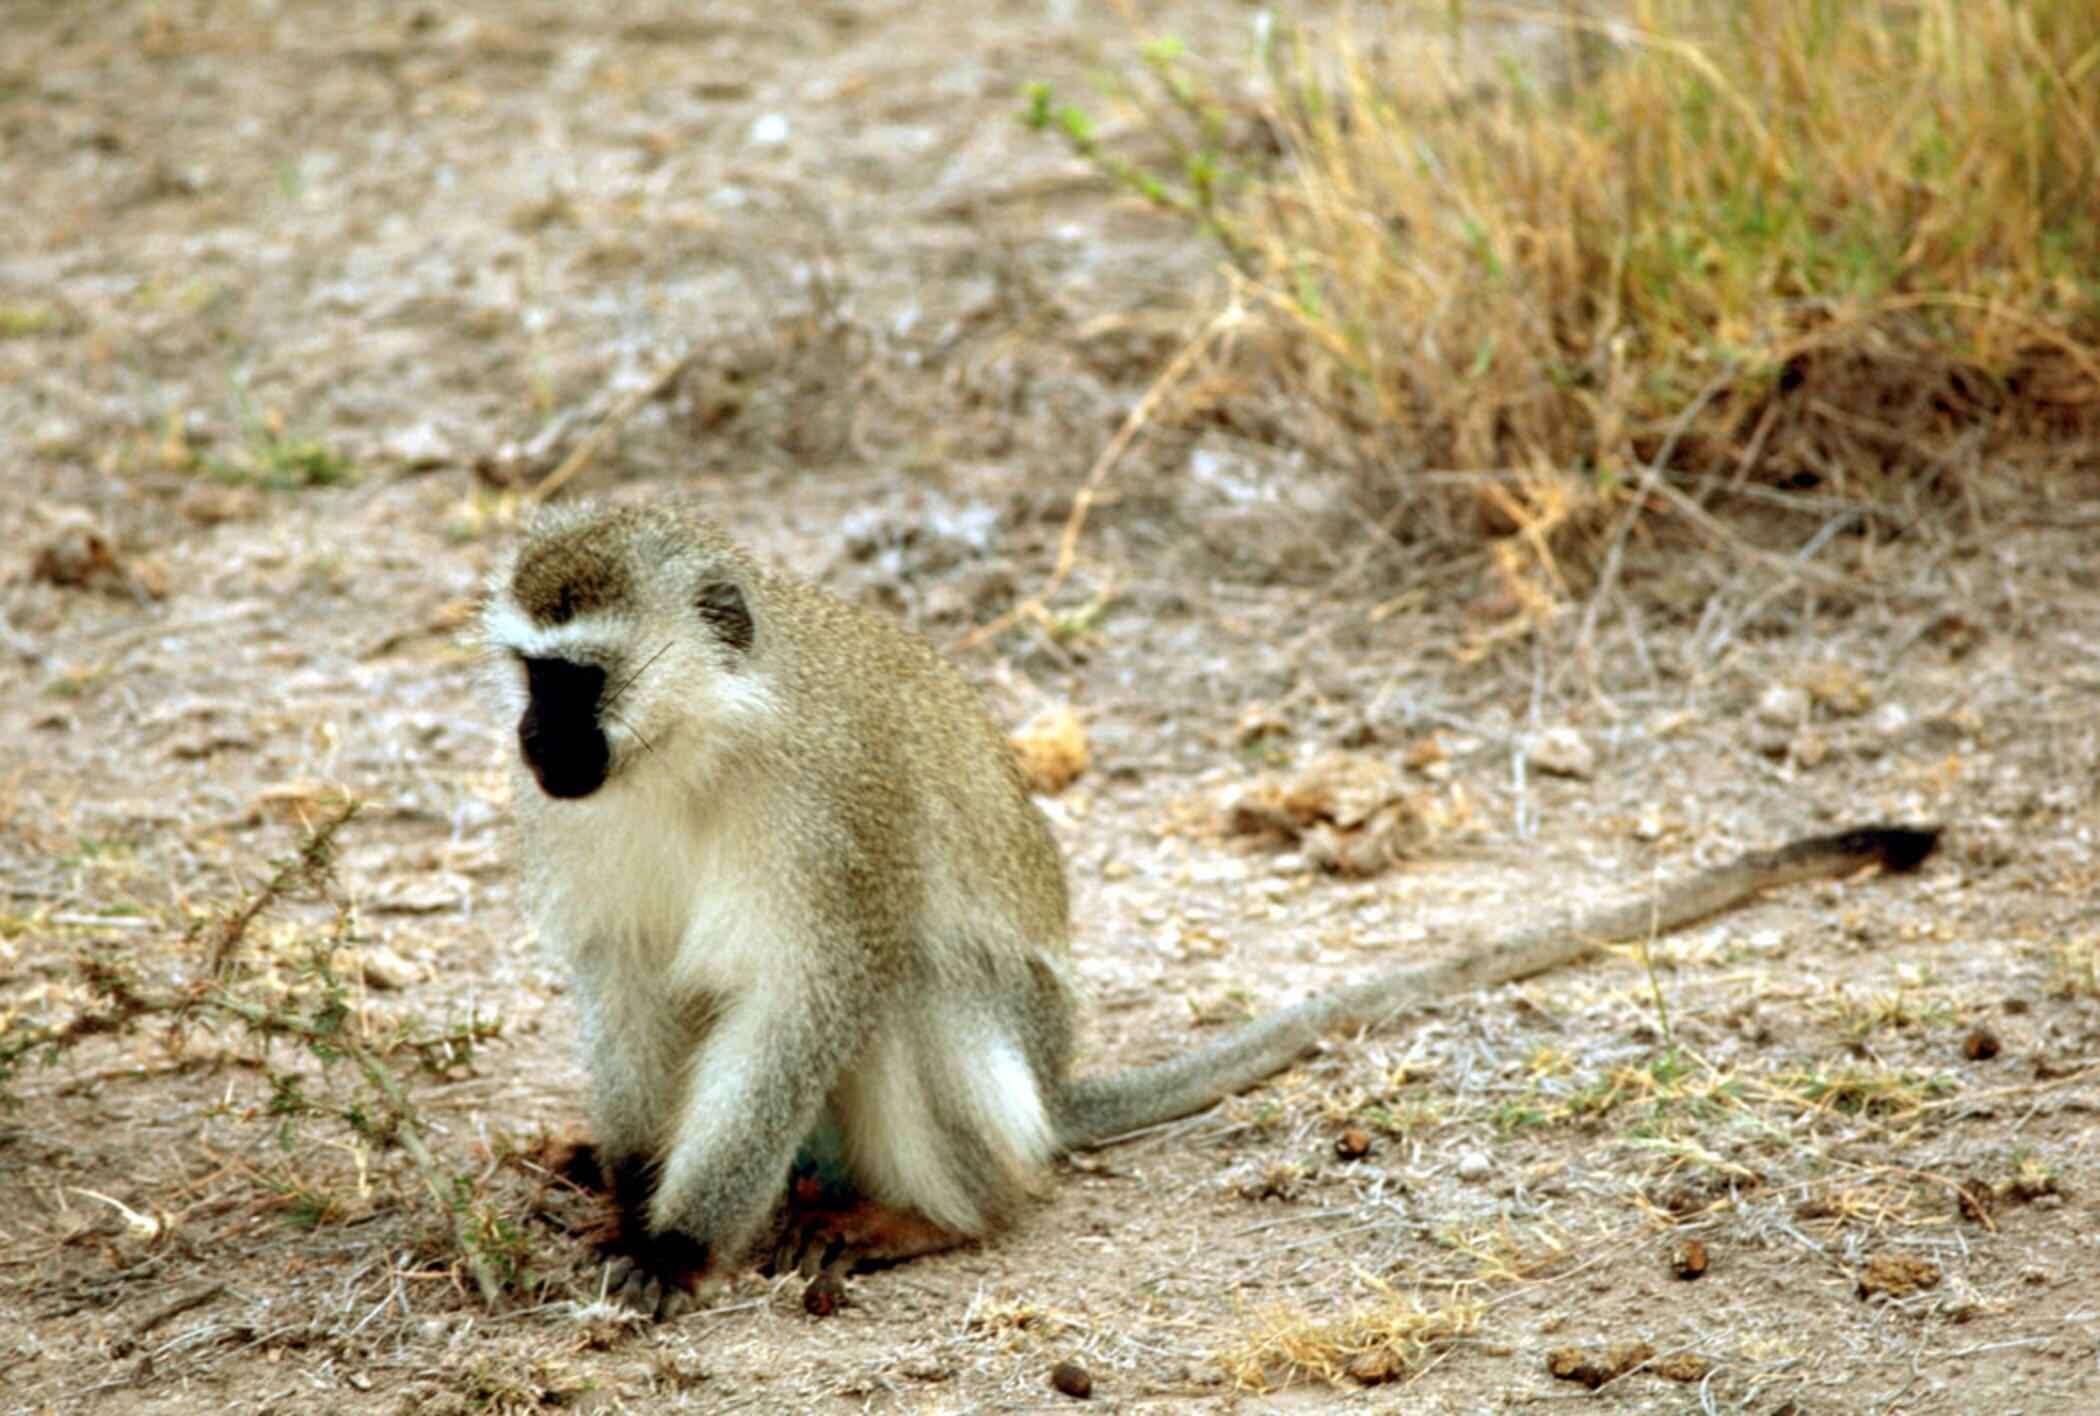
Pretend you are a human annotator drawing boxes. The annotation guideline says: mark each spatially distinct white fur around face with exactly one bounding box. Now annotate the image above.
[480,595,605,667]
[483,597,780,795]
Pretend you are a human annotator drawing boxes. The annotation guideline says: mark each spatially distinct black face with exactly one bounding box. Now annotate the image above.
[517,657,610,800]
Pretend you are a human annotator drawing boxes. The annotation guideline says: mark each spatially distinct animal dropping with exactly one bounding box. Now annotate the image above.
[482,499,1941,1318]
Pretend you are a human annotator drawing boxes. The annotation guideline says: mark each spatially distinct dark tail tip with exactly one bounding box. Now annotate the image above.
[1829,824,1943,873]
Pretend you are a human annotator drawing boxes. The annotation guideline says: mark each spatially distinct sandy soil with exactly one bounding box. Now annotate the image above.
[5,3,2100,1412]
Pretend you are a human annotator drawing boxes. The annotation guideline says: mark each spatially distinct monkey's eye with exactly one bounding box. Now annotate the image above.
[695,580,754,653]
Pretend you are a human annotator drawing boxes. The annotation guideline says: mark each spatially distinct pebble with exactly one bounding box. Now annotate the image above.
[1525,726,1596,780]
[1049,1359,1092,1399]
[1756,683,1809,726]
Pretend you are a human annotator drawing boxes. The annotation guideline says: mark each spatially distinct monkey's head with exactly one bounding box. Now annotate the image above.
[482,502,773,802]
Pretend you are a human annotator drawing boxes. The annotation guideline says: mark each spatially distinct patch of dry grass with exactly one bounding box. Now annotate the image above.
[1215,1277,1481,1392]
[1035,0,2100,575]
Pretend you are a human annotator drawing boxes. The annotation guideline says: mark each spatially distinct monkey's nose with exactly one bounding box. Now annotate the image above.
[519,706,610,799]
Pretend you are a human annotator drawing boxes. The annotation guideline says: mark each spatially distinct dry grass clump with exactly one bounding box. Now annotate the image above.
[1215,1279,1480,1391]
[1038,0,2100,567]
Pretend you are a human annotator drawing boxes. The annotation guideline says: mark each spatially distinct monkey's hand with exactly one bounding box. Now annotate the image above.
[573,1149,732,1320]
[603,1231,723,1321]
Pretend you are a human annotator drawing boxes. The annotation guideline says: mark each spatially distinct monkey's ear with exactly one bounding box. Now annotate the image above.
[695,579,755,653]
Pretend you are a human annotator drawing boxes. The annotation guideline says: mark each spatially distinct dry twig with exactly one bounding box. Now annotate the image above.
[956,300,1244,653]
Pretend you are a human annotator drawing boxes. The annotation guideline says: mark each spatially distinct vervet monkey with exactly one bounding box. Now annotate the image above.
[482,500,1938,1317]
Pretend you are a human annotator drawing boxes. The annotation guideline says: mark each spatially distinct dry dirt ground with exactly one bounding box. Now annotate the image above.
[5,3,2100,1413]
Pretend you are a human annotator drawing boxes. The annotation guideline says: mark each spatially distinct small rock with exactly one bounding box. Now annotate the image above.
[1857,1253,1940,1299]
[1940,1278,1985,1323]
[896,1355,952,1381]
[1234,702,1291,747]
[358,945,423,991]
[1546,1340,1652,1389]
[1011,705,1088,794]
[1345,1348,1402,1385]
[1868,702,1914,737]
[383,421,454,470]
[1238,1162,1304,1202]
[1654,1352,1711,1383]
[30,517,162,599]
[1806,662,1874,716]
[748,112,790,146]
[1755,683,1809,727]
[1049,1359,1092,1399]
[1455,1150,1493,1184]
[1525,726,1595,780]
[178,484,264,525]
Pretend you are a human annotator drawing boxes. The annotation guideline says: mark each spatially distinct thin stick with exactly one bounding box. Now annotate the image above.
[135,1282,229,1336]
[528,354,697,504]
[957,301,1243,653]
[1576,370,1734,689]
[206,799,359,975]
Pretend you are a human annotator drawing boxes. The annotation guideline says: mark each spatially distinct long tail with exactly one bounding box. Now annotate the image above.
[1057,824,1940,1148]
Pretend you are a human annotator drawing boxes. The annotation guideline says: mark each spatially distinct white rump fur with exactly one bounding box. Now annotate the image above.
[836,1024,1055,1234]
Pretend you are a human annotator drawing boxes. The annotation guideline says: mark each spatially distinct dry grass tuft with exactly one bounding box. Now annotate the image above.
[1215,1278,1481,1391]
[1038,0,2100,580]
[1256,0,2100,487]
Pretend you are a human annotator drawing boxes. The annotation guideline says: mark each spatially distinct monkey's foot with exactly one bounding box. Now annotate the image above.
[562,1150,723,1320]
[768,1194,971,1279]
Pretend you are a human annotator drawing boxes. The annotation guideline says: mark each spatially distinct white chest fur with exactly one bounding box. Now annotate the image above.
[519,767,780,1001]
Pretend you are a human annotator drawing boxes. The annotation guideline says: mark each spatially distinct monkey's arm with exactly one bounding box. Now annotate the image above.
[619,950,869,1318]
[1059,825,1939,1147]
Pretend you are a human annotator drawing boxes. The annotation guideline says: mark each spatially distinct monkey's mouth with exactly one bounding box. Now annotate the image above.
[517,657,612,800]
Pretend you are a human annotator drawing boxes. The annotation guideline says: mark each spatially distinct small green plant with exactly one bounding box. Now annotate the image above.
[456,1176,542,1295]
[1020,32,1261,267]
[0,302,60,337]
[0,802,521,1306]
[1491,1100,1548,1133]
[206,430,351,489]
[203,385,353,489]
[1769,1066,1952,1118]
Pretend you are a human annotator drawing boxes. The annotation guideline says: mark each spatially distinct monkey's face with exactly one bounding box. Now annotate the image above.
[482,503,771,805]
